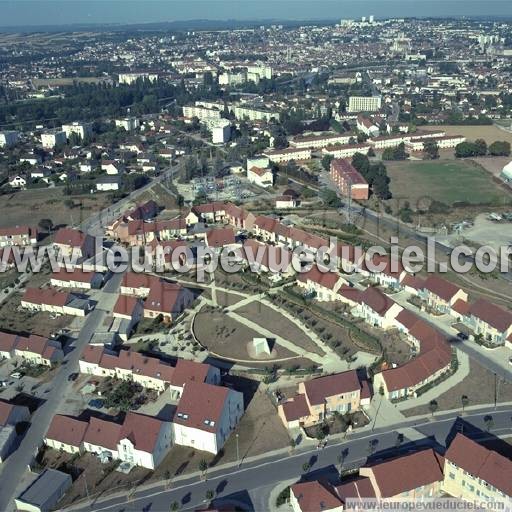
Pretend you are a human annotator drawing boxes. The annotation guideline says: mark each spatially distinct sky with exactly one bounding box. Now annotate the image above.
[1,0,512,28]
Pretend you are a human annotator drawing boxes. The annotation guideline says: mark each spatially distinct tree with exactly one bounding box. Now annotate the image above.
[484,415,494,432]
[461,395,469,412]
[302,462,311,473]
[488,140,511,156]
[321,154,334,171]
[321,189,342,208]
[382,142,408,161]
[474,138,488,156]
[429,400,438,417]
[170,501,180,511]
[199,459,209,477]
[205,489,215,501]
[423,141,439,160]
[38,218,53,232]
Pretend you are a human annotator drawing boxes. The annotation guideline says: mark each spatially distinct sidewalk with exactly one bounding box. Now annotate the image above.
[396,349,470,411]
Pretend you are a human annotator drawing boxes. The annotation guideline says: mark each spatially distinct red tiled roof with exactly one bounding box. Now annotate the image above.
[445,434,512,497]
[365,449,444,498]
[113,295,141,317]
[423,275,462,302]
[304,370,361,406]
[358,287,397,316]
[291,481,342,512]
[54,227,88,248]
[84,417,122,450]
[46,415,88,447]
[468,298,512,333]
[280,394,310,423]
[0,332,19,353]
[22,287,70,307]
[120,412,164,453]
[206,227,236,248]
[174,381,230,433]
[170,359,211,388]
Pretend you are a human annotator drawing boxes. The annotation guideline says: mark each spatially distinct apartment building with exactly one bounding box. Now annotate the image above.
[233,105,280,122]
[406,134,466,151]
[330,158,369,200]
[278,370,371,429]
[369,134,408,149]
[322,143,370,158]
[263,147,312,163]
[62,122,93,141]
[347,96,382,113]
[182,105,222,122]
[289,132,352,149]
[115,117,140,131]
[41,129,67,149]
[0,131,18,147]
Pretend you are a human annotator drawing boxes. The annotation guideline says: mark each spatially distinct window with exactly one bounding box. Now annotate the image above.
[449,473,455,480]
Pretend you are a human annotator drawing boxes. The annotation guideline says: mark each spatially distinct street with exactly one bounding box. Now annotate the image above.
[66,405,512,512]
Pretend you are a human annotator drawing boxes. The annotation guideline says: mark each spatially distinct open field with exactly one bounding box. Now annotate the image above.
[0,188,110,229]
[386,160,511,209]
[423,124,512,145]
[236,302,325,356]
[401,360,512,417]
[193,306,306,362]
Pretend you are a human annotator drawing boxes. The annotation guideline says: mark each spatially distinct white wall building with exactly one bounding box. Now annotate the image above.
[41,130,67,149]
[347,96,382,113]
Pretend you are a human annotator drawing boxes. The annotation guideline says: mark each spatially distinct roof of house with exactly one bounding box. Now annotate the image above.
[280,394,310,423]
[358,286,398,316]
[445,434,512,497]
[170,359,211,388]
[334,476,376,502]
[242,239,292,272]
[206,227,236,248]
[22,287,70,307]
[84,417,123,450]
[50,268,96,284]
[46,415,88,447]
[303,370,361,406]
[422,275,462,302]
[54,227,89,249]
[297,265,341,291]
[468,298,512,333]
[0,332,19,354]
[291,481,343,512]
[119,412,165,453]
[144,280,189,314]
[113,295,142,317]
[0,399,27,427]
[0,225,37,238]
[174,381,231,433]
[364,449,444,498]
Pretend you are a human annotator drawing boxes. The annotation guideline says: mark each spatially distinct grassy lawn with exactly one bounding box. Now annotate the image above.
[386,160,511,208]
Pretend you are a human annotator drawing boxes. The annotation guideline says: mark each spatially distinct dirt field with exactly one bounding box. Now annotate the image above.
[401,360,512,417]
[423,125,512,145]
[0,292,73,338]
[385,160,511,209]
[235,302,325,356]
[0,188,110,229]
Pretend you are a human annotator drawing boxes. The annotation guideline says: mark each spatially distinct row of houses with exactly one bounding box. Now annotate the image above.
[0,331,64,366]
[288,434,511,512]
[44,349,245,458]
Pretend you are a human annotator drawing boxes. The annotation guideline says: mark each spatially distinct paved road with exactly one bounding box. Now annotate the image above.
[67,406,512,512]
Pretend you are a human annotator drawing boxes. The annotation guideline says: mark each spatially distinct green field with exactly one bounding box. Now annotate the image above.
[386,160,512,208]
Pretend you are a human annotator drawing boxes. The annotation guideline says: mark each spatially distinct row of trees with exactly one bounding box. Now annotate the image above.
[455,139,511,158]
[352,153,392,200]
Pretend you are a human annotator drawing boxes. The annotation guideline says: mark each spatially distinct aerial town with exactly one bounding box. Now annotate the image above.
[0,5,511,512]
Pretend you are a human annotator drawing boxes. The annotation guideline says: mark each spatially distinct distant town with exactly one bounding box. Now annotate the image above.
[0,12,511,512]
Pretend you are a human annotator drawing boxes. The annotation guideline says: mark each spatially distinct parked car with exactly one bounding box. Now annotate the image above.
[0,380,8,387]
[68,372,79,382]
[456,332,469,341]
[10,372,22,379]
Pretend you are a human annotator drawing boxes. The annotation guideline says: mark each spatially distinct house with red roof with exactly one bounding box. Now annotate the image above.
[296,265,347,302]
[53,227,96,262]
[442,433,512,502]
[0,225,38,248]
[290,481,343,512]
[420,276,468,314]
[242,239,294,278]
[356,287,403,329]
[21,287,93,317]
[205,227,239,252]
[0,399,30,428]
[47,412,172,469]
[278,370,372,429]
[143,279,194,323]
[173,381,244,454]
[0,330,63,366]
[247,165,273,188]
[50,267,103,290]
[464,298,512,347]
[373,316,452,400]
[357,255,409,290]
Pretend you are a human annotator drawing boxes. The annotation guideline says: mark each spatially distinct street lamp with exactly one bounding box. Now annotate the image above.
[236,433,240,467]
